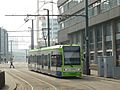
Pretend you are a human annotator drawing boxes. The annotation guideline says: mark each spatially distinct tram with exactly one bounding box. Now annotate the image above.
[28,45,83,77]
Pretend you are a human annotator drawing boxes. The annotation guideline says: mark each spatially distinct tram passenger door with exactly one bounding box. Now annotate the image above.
[56,55,62,67]
[51,55,62,73]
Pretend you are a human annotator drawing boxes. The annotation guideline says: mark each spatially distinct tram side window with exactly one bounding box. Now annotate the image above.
[44,55,48,66]
[48,54,51,68]
[31,56,33,63]
[37,55,41,65]
[51,55,57,66]
[40,55,42,65]
[33,56,35,62]
[42,54,44,68]
[35,55,37,63]
[51,55,62,67]
[28,56,31,64]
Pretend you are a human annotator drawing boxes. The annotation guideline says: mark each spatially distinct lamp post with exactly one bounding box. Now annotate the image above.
[43,9,50,47]
[42,28,47,47]
[37,1,56,47]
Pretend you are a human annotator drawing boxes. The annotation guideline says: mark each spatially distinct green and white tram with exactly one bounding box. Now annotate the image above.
[28,45,83,77]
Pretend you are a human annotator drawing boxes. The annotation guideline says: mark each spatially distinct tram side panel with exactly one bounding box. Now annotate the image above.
[28,45,83,77]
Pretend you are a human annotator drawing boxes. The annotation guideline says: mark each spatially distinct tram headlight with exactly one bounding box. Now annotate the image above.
[78,68,81,71]
[64,68,68,71]
[64,68,81,71]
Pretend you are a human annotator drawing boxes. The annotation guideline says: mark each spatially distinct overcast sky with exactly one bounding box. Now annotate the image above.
[0,0,58,49]
[0,0,36,30]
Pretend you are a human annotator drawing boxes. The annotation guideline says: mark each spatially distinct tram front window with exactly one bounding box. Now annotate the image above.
[63,46,80,65]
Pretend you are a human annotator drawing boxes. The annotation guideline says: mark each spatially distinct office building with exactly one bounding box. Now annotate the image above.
[39,16,60,46]
[57,0,120,66]
[0,27,8,62]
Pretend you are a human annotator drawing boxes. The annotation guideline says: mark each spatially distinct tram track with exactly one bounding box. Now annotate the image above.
[8,69,57,90]
[6,69,33,90]
[18,69,97,90]
[4,63,120,90]
[66,75,120,90]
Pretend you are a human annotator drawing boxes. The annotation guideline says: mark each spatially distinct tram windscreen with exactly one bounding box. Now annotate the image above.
[63,46,80,65]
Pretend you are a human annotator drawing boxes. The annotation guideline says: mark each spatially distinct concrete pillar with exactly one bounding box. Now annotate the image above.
[79,31,83,47]
[111,20,117,60]
[93,27,97,64]
[102,24,106,56]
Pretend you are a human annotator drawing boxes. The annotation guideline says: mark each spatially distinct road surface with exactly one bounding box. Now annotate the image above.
[0,62,120,90]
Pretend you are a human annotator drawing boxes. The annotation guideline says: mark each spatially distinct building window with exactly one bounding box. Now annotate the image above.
[90,53,94,64]
[115,19,120,66]
[116,20,120,33]
[103,22,112,36]
[109,0,118,7]
[106,51,112,56]
[89,29,94,43]
[97,42,102,51]
[105,41,112,49]
[97,52,103,56]
[116,40,120,49]
[101,0,110,12]
[76,32,80,44]
[103,22,112,50]
[90,44,94,51]
[117,0,120,5]
[96,25,102,42]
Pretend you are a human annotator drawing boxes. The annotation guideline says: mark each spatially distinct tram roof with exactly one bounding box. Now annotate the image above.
[29,44,80,52]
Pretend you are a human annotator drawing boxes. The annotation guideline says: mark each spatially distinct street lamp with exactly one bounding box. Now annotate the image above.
[42,28,47,47]
[43,9,50,47]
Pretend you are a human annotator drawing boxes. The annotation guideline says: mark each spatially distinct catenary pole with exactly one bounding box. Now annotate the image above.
[85,0,90,75]
[44,9,50,47]
[31,20,34,49]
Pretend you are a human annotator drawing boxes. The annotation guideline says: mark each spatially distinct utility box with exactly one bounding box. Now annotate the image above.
[104,56,114,78]
[0,71,5,89]
[97,56,104,77]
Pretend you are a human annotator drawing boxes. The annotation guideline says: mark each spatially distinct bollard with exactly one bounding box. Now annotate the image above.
[0,71,5,89]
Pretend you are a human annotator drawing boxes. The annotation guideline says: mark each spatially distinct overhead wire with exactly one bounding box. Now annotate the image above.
[14,0,47,31]
[8,0,54,45]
